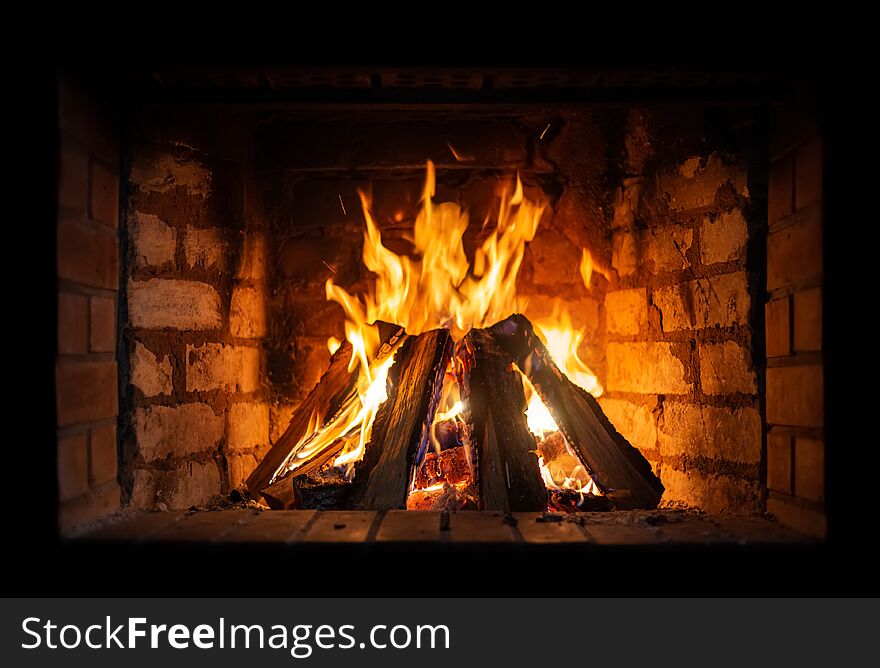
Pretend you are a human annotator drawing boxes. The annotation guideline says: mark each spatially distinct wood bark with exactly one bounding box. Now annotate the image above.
[347,329,453,510]
[488,314,664,509]
[458,327,548,513]
[246,323,404,500]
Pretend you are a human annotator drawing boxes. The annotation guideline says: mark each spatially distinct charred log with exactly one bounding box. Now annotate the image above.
[458,327,548,513]
[488,314,664,509]
[245,323,404,501]
[348,329,453,510]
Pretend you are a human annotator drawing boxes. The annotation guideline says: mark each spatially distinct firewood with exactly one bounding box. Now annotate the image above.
[259,475,295,510]
[292,469,351,510]
[412,445,472,489]
[458,327,548,513]
[488,314,664,509]
[246,323,404,501]
[536,430,568,463]
[347,329,453,510]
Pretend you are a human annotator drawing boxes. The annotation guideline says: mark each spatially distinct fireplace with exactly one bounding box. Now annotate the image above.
[54,66,828,574]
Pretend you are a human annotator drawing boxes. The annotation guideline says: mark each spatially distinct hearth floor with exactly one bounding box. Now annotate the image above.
[72,508,809,545]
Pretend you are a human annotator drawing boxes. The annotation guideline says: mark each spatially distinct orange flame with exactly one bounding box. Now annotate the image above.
[279,161,604,493]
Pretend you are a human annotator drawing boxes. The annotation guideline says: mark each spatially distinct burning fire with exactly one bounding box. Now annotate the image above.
[275,160,604,505]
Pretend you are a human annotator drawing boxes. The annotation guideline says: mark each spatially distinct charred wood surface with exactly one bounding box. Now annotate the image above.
[246,323,404,500]
[489,314,664,509]
[292,470,351,510]
[348,329,453,510]
[459,328,548,513]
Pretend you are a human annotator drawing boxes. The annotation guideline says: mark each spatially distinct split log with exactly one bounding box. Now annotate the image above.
[246,323,404,500]
[488,314,664,509]
[458,327,548,512]
[258,445,346,509]
[259,475,296,510]
[348,329,453,510]
[292,469,351,510]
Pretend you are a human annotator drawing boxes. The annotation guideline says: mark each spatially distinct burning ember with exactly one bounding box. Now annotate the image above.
[250,161,661,513]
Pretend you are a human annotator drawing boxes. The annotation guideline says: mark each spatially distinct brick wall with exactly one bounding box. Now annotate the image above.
[764,98,825,537]
[597,109,764,513]
[56,76,122,530]
[116,105,771,517]
[122,117,271,510]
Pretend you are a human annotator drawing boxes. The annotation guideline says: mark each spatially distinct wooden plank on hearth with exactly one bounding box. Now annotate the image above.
[488,314,664,510]
[579,515,665,545]
[458,327,547,513]
[651,514,744,544]
[707,515,810,543]
[512,512,590,543]
[148,510,257,542]
[348,329,453,510]
[375,510,441,542]
[221,510,317,543]
[79,510,186,542]
[447,511,517,542]
[302,510,377,542]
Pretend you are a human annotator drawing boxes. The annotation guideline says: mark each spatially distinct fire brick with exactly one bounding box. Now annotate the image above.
[128,278,222,331]
[605,288,648,336]
[795,437,824,503]
[768,157,793,224]
[700,341,757,395]
[658,403,761,464]
[611,230,638,277]
[767,207,822,290]
[227,402,270,452]
[794,287,822,352]
[597,398,658,453]
[765,297,791,358]
[227,453,259,489]
[130,212,176,269]
[660,468,761,514]
[700,209,748,265]
[183,227,227,270]
[57,218,119,290]
[157,460,222,509]
[58,291,89,355]
[658,154,748,211]
[529,230,583,287]
[90,160,119,228]
[58,144,88,215]
[129,147,212,198]
[795,138,823,211]
[134,403,224,462]
[766,432,792,494]
[89,296,116,353]
[185,343,260,393]
[130,341,174,397]
[652,272,750,332]
[90,423,118,486]
[642,224,693,272]
[56,361,118,427]
[606,342,690,395]
[57,432,89,501]
[766,365,824,428]
[230,286,267,339]
[237,232,268,280]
